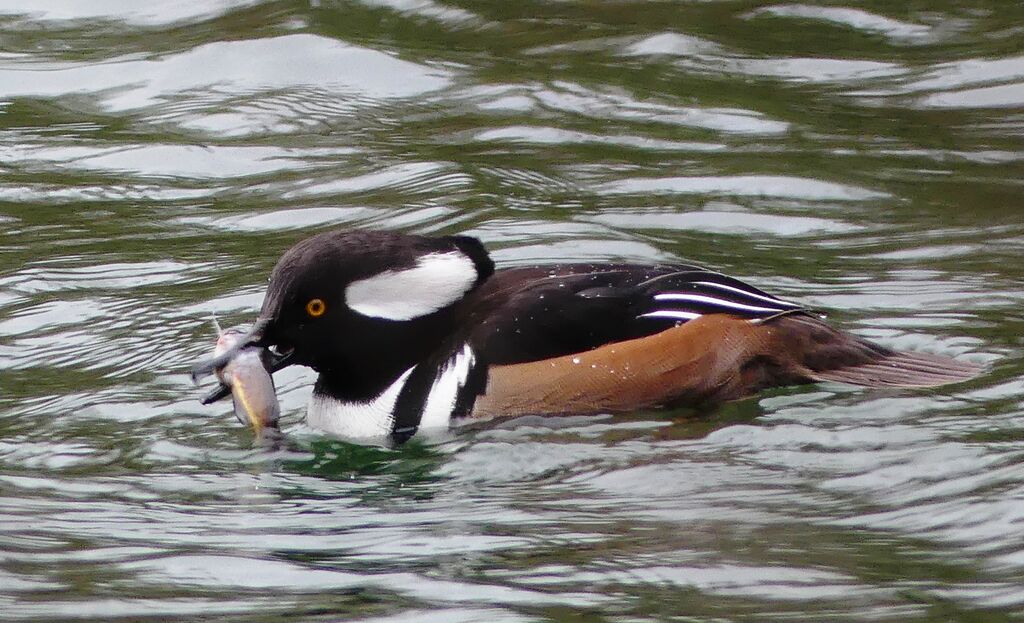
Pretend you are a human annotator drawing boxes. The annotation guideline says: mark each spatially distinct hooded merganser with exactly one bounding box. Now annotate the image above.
[193,229,982,443]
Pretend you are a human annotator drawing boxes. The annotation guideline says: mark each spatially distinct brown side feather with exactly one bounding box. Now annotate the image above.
[471,314,981,419]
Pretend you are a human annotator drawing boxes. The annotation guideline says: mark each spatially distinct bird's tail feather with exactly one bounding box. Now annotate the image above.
[809,348,981,388]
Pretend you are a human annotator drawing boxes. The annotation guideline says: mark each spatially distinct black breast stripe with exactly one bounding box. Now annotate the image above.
[389,343,487,444]
[390,363,434,444]
[451,357,488,420]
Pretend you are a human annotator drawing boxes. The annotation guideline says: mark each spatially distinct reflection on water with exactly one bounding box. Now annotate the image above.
[1,0,1023,621]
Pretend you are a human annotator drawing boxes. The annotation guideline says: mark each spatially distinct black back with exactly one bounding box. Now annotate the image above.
[462,263,806,364]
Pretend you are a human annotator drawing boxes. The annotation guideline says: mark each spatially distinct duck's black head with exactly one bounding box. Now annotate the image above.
[248,229,493,400]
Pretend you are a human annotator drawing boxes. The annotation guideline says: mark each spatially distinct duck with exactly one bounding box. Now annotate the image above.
[193,228,982,443]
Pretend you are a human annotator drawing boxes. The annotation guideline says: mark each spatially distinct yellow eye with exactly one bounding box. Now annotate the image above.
[305,298,327,318]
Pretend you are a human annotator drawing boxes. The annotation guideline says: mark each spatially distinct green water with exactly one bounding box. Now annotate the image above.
[1,1,1022,621]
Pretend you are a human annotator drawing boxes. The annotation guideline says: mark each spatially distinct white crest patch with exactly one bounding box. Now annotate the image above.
[345,252,478,321]
[307,368,412,439]
[420,343,475,429]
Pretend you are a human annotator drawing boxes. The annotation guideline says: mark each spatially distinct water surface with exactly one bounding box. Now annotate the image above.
[1,1,1023,621]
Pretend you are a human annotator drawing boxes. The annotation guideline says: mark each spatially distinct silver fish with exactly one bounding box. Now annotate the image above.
[211,325,281,433]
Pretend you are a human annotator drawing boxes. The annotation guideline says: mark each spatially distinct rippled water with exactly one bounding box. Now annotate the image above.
[1,1,1023,621]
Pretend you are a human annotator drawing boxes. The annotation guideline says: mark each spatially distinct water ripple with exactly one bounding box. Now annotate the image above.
[535,82,790,135]
[596,174,889,201]
[0,0,262,26]
[0,34,453,129]
[1,2,1022,621]
[744,5,938,44]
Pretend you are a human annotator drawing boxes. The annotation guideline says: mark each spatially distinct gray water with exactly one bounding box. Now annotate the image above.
[1,1,1023,621]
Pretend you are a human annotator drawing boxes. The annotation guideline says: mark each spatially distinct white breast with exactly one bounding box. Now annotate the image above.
[306,345,476,439]
[307,368,412,439]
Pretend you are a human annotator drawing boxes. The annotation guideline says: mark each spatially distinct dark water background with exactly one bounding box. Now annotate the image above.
[1,1,1023,621]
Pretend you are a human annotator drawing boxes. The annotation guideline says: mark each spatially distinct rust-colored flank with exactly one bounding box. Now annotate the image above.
[472,314,981,419]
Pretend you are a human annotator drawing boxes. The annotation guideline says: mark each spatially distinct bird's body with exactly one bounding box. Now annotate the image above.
[193,229,981,442]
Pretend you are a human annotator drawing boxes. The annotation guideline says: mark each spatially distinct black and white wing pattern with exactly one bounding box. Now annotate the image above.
[627,269,808,325]
[467,263,811,367]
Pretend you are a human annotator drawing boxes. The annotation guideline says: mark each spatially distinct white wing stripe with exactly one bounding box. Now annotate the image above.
[692,281,801,308]
[639,310,702,321]
[653,293,787,314]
